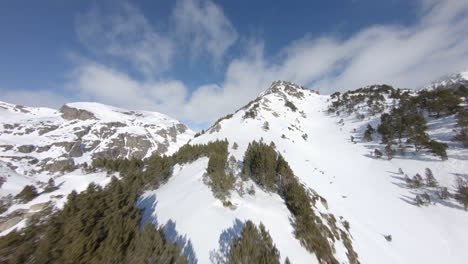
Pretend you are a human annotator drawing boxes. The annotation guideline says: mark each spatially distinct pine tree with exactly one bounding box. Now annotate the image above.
[437,187,450,200]
[374,149,383,158]
[385,143,395,160]
[15,185,38,203]
[424,168,438,187]
[455,177,468,210]
[363,124,375,142]
[228,221,280,264]
[44,178,58,193]
[412,174,423,188]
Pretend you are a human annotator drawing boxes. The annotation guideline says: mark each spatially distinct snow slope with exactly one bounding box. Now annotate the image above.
[142,81,468,263]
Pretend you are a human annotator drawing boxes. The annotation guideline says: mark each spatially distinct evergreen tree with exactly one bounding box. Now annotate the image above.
[228,221,280,264]
[363,124,375,142]
[385,143,395,160]
[424,168,438,187]
[425,140,448,160]
[374,149,383,158]
[15,185,38,203]
[455,177,468,210]
[437,187,450,200]
[43,178,58,193]
[412,174,423,188]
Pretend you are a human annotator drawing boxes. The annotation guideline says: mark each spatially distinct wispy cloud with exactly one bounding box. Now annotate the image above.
[172,0,238,65]
[6,0,467,127]
[75,2,174,77]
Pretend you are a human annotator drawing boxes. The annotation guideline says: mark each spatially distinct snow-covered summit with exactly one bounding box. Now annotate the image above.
[0,101,194,176]
[143,80,468,264]
[426,69,468,90]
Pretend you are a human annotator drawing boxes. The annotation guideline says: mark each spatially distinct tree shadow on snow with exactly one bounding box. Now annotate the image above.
[136,195,198,264]
[137,194,159,227]
[452,172,468,181]
[164,220,198,264]
[388,171,466,211]
[209,218,245,264]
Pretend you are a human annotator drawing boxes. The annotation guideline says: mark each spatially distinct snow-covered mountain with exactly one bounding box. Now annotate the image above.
[426,69,468,90]
[0,101,193,233]
[1,77,468,263]
[139,80,468,263]
[0,101,193,176]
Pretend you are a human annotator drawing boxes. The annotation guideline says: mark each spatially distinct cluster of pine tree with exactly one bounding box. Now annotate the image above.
[0,175,187,264]
[376,100,448,160]
[328,85,393,116]
[330,84,468,158]
[228,220,281,264]
[242,141,358,264]
[15,185,38,203]
[0,139,241,263]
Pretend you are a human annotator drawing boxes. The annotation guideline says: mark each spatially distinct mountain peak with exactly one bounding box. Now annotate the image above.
[262,80,315,99]
[426,69,468,90]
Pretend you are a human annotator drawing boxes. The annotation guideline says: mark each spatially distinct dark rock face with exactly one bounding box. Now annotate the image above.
[176,123,188,133]
[0,145,13,151]
[69,141,83,157]
[42,158,75,173]
[92,133,153,160]
[59,105,97,121]
[38,125,59,136]
[53,141,83,157]
[36,145,51,153]
[17,145,35,153]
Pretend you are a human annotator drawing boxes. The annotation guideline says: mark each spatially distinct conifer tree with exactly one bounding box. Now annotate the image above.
[424,168,438,187]
[455,177,468,210]
[363,124,375,142]
[15,185,38,203]
[228,221,280,264]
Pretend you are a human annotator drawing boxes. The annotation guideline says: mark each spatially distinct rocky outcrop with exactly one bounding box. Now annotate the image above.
[59,105,96,121]
[36,145,51,153]
[17,145,35,153]
[0,145,13,151]
[42,158,75,173]
[93,133,153,160]
[0,209,31,233]
[38,125,59,135]
[69,141,83,157]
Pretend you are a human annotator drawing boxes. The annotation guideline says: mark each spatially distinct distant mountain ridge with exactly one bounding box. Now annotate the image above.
[426,69,468,90]
[0,100,193,186]
[1,69,468,263]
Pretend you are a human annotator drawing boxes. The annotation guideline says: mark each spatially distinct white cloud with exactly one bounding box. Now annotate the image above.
[76,2,174,77]
[0,89,70,109]
[65,0,468,126]
[172,0,238,65]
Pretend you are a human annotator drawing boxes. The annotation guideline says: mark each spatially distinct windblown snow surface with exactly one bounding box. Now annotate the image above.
[140,82,468,263]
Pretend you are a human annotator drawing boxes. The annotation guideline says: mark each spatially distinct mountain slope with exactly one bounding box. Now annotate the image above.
[141,81,468,263]
[0,101,193,176]
[0,101,193,234]
[426,69,468,90]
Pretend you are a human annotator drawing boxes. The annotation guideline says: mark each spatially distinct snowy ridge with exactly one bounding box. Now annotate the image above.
[0,100,193,175]
[426,69,468,90]
[0,100,193,234]
[141,81,468,263]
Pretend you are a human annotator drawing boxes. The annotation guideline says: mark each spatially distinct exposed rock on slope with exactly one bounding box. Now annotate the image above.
[0,101,194,175]
[426,69,468,90]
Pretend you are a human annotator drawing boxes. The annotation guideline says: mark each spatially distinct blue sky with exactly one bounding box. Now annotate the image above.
[1,0,468,128]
